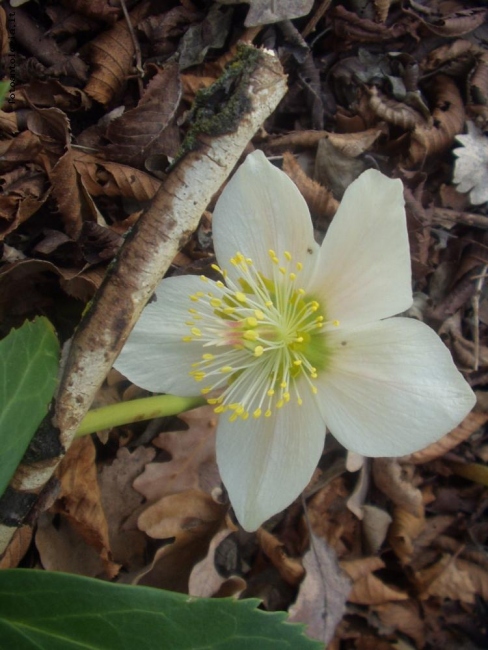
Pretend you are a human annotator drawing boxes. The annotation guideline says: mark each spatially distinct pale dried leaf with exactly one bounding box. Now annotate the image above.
[388,507,425,564]
[373,459,423,517]
[361,505,392,556]
[289,534,351,645]
[415,554,477,603]
[256,528,304,586]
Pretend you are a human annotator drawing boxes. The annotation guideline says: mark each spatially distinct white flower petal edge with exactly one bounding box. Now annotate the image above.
[217,380,325,531]
[114,275,209,395]
[213,150,320,287]
[309,169,413,327]
[315,318,476,456]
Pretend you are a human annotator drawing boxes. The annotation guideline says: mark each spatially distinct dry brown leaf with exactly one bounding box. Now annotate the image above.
[98,446,156,569]
[326,128,384,158]
[341,557,408,605]
[289,534,351,645]
[105,64,182,168]
[14,80,92,111]
[36,513,110,578]
[455,558,488,601]
[373,601,425,649]
[0,110,18,135]
[413,7,486,38]
[401,411,488,465]
[282,152,338,223]
[388,507,425,564]
[314,136,366,198]
[373,0,391,23]
[133,405,219,502]
[73,152,161,202]
[415,554,477,603]
[135,489,227,592]
[52,436,119,578]
[83,2,150,105]
[256,528,305,586]
[188,527,245,598]
[368,87,427,130]
[0,130,42,169]
[373,458,423,518]
[409,76,465,165]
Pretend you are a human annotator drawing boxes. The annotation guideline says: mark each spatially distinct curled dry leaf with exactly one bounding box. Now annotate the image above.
[373,0,391,23]
[373,458,423,518]
[361,505,392,556]
[135,489,228,592]
[83,2,150,105]
[73,152,161,202]
[401,411,488,465]
[409,76,465,165]
[105,64,182,168]
[256,528,305,586]
[388,507,425,565]
[289,533,351,645]
[332,5,407,42]
[326,128,384,158]
[13,80,92,111]
[412,7,486,38]
[50,437,119,578]
[341,557,408,605]
[368,87,427,130]
[282,152,338,223]
[188,527,245,598]
[133,405,219,502]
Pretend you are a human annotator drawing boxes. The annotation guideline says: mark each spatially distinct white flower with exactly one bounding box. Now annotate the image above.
[115,151,475,532]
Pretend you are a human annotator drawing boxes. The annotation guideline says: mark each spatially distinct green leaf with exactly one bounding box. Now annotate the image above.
[0,570,322,650]
[0,318,59,496]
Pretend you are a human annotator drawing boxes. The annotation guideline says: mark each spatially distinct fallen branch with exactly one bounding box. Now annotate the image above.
[0,47,287,558]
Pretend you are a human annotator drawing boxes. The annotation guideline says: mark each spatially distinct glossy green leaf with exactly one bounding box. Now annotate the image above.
[0,570,322,650]
[0,317,59,496]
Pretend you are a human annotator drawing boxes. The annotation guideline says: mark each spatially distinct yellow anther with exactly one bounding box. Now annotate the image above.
[284,251,292,261]
[182,336,192,342]
[202,353,214,360]
[311,386,318,394]
[254,346,264,357]
[223,307,235,315]
[190,295,199,302]
[211,264,222,273]
[229,413,238,422]
[246,258,253,264]
[235,292,247,303]
[284,392,290,402]
[267,389,275,396]
[253,408,262,418]
[216,280,225,288]
[289,273,296,281]
[221,366,233,373]
[193,373,206,382]
[210,298,222,307]
[268,249,277,259]
[230,257,238,266]
[215,405,225,413]
[201,388,211,395]
[243,330,258,341]
[191,328,202,337]
[246,317,258,327]
[332,320,340,327]
[185,321,194,326]
[278,266,285,275]
[207,398,219,405]
[242,412,249,420]
[235,405,245,415]
[298,288,305,295]
[254,310,265,320]
[188,308,197,314]
[200,275,208,282]
[265,300,273,307]
[280,381,287,388]
[276,400,284,409]
[296,337,304,343]
[293,359,302,366]
[265,409,272,417]
[296,262,303,271]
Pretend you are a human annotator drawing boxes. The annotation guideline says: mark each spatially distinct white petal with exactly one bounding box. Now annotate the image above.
[315,318,475,456]
[309,169,412,326]
[213,151,319,285]
[114,276,206,395]
[216,384,325,531]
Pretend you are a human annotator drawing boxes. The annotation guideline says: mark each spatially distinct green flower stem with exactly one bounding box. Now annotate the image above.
[76,395,206,437]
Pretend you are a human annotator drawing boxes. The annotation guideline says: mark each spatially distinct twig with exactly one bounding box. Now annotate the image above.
[472,264,488,371]
[432,207,488,230]
[119,0,144,98]
[0,47,287,558]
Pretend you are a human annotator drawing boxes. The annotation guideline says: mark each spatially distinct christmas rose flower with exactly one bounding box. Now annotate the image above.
[115,151,475,531]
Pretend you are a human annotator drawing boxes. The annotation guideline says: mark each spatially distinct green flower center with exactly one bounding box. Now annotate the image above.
[182,250,336,420]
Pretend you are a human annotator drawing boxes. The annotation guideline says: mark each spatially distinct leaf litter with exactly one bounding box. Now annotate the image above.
[1,0,488,648]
